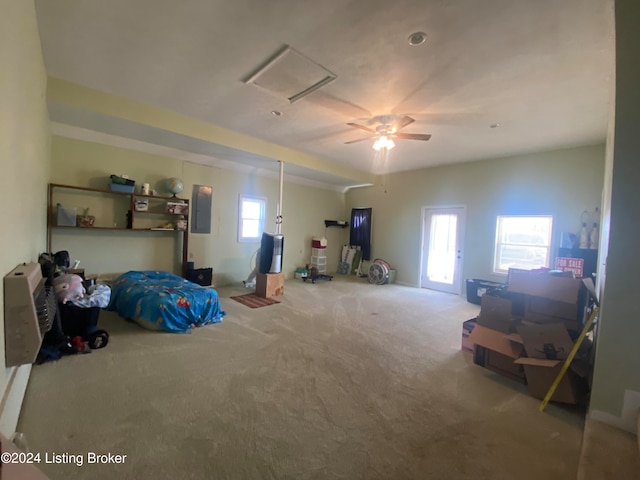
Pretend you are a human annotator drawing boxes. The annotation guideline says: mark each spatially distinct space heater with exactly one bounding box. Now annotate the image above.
[4,262,55,366]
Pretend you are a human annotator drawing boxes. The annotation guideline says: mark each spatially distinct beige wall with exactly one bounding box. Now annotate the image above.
[589,0,640,431]
[50,136,346,284]
[0,0,50,429]
[346,144,605,287]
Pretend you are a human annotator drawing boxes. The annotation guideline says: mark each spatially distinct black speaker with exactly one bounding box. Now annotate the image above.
[186,267,212,286]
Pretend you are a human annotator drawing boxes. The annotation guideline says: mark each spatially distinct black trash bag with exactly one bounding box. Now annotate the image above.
[38,252,56,286]
[53,250,70,269]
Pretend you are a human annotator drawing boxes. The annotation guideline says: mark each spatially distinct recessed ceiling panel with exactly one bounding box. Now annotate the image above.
[245,45,337,103]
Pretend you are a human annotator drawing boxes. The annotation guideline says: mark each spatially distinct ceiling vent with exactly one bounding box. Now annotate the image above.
[245,45,337,104]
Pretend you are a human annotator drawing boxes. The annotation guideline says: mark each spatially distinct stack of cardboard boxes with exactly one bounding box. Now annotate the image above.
[466,268,593,404]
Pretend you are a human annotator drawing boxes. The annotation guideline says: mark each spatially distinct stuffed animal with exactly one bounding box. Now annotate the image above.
[53,274,86,304]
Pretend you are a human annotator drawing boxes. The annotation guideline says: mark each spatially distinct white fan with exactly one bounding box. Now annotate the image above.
[368,259,390,285]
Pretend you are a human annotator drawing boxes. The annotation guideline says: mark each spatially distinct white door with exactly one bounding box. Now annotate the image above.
[420,206,466,294]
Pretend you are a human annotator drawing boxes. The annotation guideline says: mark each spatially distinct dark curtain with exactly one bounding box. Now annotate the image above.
[349,208,372,260]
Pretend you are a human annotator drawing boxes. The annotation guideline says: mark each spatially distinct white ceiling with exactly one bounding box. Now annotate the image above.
[35,0,614,188]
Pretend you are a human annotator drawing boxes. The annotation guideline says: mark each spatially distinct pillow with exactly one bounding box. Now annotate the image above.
[53,274,86,304]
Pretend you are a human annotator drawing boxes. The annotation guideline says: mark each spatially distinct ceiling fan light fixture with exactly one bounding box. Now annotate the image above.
[385,137,395,150]
[345,116,430,148]
[373,135,395,151]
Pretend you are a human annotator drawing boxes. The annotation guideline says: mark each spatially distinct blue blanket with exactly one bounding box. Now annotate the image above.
[107,271,226,333]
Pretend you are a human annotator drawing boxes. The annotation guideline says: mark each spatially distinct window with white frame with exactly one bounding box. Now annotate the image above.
[238,194,266,242]
[493,215,553,274]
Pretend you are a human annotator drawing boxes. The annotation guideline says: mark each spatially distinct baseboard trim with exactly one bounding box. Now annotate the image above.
[0,364,32,438]
[589,409,637,435]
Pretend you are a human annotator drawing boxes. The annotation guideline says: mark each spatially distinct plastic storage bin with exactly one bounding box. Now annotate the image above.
[110,175,135,186]
[465,278,505,305]
[310,264,327,274]
[310,255,327,266]
[109,183,135,193]
[56,204,77,226]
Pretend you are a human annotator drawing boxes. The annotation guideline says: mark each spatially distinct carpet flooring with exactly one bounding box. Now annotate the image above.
[18,276,589,480]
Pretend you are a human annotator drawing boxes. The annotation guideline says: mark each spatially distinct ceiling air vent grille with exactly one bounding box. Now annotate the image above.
[245,45,337,104]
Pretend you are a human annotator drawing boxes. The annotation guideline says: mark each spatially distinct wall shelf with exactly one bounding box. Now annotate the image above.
[47,183,190,276]
[324,220,349,228]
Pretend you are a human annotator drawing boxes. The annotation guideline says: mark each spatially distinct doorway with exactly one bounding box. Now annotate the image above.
[420,206,466,294]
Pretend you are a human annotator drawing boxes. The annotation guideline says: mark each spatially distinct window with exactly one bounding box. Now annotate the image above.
[238,195,266,242]
[493,215,553,274]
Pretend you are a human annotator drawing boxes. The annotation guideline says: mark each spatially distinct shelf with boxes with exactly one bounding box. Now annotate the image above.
[48,183,190,276]
[132,195,189,231]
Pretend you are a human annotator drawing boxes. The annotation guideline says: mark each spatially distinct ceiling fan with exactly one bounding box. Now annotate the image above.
[344,115,432,150]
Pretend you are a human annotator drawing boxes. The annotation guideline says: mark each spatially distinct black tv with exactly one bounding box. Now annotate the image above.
[259,232,284,274]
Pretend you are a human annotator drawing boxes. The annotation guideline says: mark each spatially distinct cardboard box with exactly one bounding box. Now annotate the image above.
[514,323,588,404]
[507,268,583,304]
[66,268,85,279]
[517,323,574,360]
[514,358,586,404]
[507,268,587,327]
[478,294,515,333]
[522,304,584,332]
[474,346,527,384]
[166,201,189,215]
[468,324,526,383]
[526,296,580,322]
[461,318,477,353]
[256,272,284,298]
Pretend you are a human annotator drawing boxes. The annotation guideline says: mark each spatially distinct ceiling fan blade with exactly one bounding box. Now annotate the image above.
[395,133,432,141]
[394,115,415,132]
[344,136,374,144]
[347,122,375,133]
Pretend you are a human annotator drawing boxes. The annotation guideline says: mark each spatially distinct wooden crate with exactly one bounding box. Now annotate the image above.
[256,272,284,298]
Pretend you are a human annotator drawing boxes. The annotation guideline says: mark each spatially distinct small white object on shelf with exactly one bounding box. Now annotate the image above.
[135,199,149,211]
[589,223,599,249]
[579,223,589,249]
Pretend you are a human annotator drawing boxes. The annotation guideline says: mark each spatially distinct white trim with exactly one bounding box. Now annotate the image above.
[238,194,266,243]
[589,389,640,435]
[589,410,637,435]
[0,364,32,438]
